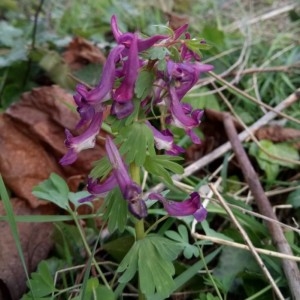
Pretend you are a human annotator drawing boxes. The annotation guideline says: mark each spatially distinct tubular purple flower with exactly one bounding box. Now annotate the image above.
[76,104,95,129]
[105,137,147,219]
[168,87,203,143]
[146,121,184,155]
[83,45,125,103]
[73,89,95,129]
[113,34,139,103]
[111,15,167,52]
[60,111,103,165]
[148,192,207,222]
[166,61,213,99]
[111,100,134,119]
[79,176,118,203]
[173,23,189,40]
[111,15,123,42]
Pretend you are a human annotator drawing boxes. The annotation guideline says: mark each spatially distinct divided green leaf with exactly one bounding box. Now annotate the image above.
[144,155,184,185]
[32,173,70,210]
[68,191,93,210]
[135,69,155,99]
[118,234,182,298]
[118,122,155,166]
[103,188,128,233]
[165,225,199,259]
[23,259,62,298]
[90,156,112,179]
[185,38,212,57]
[146,47,169,60]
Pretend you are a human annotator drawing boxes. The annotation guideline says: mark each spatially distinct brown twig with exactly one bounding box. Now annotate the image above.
[223,113,300,300]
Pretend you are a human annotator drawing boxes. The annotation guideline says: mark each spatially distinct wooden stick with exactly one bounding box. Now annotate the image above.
[223,113,300,300]
[192,231,300,263]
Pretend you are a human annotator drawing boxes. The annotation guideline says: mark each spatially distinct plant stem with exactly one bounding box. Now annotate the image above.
[130,163,145,240]
[70,210,111,289]
[130,163,146,299]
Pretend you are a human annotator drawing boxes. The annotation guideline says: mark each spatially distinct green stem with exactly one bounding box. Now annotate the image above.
[130,163,146,299]
[135,219,145,240]
[70,210,111,289]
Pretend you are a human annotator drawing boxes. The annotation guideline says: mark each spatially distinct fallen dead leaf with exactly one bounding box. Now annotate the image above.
[6,85,107,177]
[63,37,106,70]
[255,125,300,148]
[0,198,55,300]
[0,114,62,208]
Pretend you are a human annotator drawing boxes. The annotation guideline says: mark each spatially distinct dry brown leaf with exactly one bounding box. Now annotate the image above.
[63,36,106,70]
[0,198,55,300]
[255,126,300,148]
[0,115,62,208]
[6,85,107,176]
[6,85,79,130]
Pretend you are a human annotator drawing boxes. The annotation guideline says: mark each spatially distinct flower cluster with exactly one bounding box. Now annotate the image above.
[60,15,212,221]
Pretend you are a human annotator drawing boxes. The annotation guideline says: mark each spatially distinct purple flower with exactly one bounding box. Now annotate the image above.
[173,24,189,40]
[146,121,184,155]
[60,112,103,165]
[79,176,118,203]
[166,60,213,99]
[111,15,167,52]
[79,137,147,219]
[80,45,125,104]
[111,100,134,119]
[148,192,207,222]
[106,137,147,218]
[167,87,204,144]
[113,34,139,103]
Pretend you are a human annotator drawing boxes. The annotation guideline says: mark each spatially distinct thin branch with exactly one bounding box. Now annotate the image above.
[223,113,300,300]
[146,89,300,197]
[207,196,300,235]
[192,232,300,263]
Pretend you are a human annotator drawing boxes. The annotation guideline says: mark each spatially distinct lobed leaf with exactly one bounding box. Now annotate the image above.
[32,173,70,211]
[90,156,112,180]
[144,155,184,185]
[103,188,128,233]
[117,234,182,298]
[118,123,155,166]
[135,69,155,99]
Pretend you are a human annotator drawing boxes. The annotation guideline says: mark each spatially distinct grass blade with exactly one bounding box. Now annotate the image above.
[0,175,35,298]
